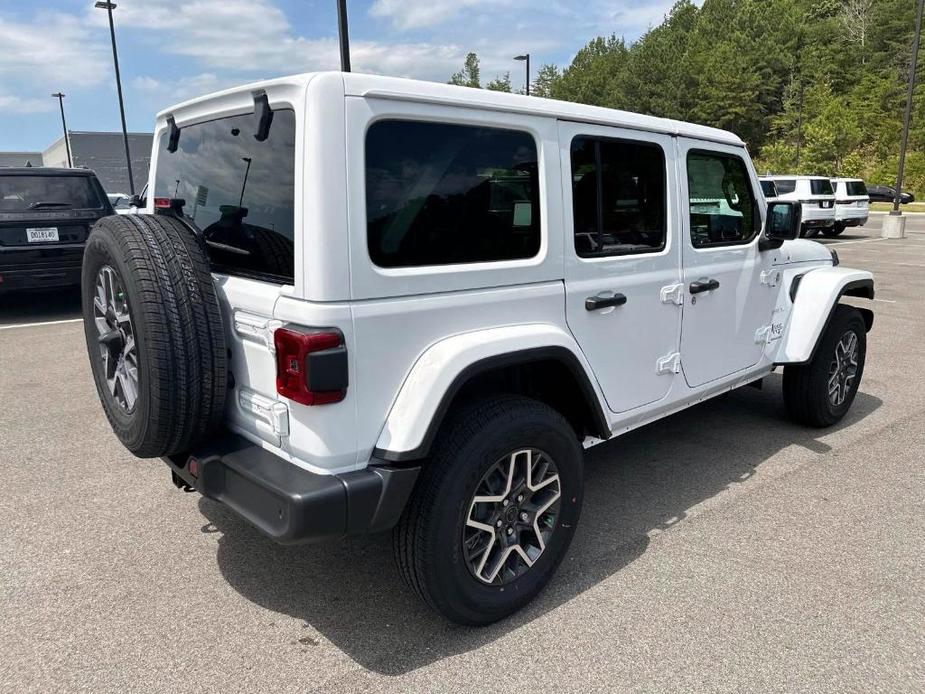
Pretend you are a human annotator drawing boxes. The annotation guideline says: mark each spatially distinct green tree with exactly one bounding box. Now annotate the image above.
[531,64,561,98]
[449,52,481,88]
[486,72,512,92]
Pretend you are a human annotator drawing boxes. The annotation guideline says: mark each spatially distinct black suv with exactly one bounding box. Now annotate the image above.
[0,168,113,292]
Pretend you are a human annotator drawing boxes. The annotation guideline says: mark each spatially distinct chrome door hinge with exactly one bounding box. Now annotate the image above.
[656,352,682,375]
[660,283,684,305]
[233,312,283,353]
[239,389,290,437]
[760,269,781,287]
[755,325,772,345]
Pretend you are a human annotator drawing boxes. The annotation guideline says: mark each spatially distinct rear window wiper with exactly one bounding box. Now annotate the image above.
[28,201,71,209]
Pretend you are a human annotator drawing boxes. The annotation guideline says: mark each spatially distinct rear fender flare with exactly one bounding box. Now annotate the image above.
[372,324,609,462]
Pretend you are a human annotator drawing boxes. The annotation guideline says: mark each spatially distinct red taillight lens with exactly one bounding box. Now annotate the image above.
[274,327,347,406]
[153,197,172,208]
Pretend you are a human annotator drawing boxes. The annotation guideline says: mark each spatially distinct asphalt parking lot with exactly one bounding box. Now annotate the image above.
[2,213,923,693]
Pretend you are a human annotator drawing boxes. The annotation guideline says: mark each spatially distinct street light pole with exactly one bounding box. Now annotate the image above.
[515,54,530,96]
[51,93,72,168]
[95,1,135,195]
[892,0,924,214]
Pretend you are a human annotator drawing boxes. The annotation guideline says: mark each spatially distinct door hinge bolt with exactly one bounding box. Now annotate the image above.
[656,352,681,375]
[660,283,684,305]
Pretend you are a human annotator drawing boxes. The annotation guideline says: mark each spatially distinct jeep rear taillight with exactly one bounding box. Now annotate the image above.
[274,327,347,406]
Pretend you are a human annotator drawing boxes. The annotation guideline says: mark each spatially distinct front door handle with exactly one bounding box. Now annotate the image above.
[689,278,720,294]
[585,293,627,311]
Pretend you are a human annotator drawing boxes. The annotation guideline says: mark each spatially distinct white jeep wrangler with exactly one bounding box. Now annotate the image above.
[81,72,874,625]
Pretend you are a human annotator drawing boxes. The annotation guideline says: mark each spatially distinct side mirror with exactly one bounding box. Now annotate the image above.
[760,201,801,250]
[129,194,145,208]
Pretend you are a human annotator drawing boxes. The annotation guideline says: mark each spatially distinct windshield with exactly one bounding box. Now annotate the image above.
[810,179,834,195]
[0,175,104,212]
[760,180,777,197]
[154,109,296,283]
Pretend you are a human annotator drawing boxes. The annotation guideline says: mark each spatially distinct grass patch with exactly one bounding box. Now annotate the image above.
[870,201,925,213]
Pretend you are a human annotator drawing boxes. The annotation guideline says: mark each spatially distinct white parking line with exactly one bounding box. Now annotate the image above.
[0,318,82,331]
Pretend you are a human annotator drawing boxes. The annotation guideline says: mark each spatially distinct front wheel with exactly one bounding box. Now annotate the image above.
[783,305,867,427]
[393,395,583,625]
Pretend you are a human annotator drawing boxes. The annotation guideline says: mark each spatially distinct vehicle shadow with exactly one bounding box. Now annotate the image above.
[0,287,82,326]
[199,375,881,675]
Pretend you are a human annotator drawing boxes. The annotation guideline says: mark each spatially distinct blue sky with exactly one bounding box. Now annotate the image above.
[0,0,677,151]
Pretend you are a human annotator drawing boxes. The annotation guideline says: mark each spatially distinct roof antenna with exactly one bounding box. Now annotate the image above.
[337,0,351,72]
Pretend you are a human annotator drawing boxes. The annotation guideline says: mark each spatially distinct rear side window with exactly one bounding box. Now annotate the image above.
[687,150,757,247]
[847,180,868,196]
[775,179,796,194]
[760,180,777,197]
[0,175,104,212]
[365,120,540,268]
[570,136,666,257]
[810,179,834,195]
[154,109,296,283]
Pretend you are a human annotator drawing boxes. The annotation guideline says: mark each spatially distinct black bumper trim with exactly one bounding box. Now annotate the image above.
[164,433,419,545]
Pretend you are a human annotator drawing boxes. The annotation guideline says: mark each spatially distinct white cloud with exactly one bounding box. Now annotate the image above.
[0,92,54,115]
[369,0,498,31]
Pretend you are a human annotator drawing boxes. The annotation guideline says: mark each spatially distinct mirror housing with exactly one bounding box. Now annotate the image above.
[759,201,801,250]
[129,194,146,209]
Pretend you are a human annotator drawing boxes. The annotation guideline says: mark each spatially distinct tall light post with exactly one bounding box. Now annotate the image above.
[337,0,351,72]
[51,93,72,168]
[884,0,924,239]
[514,54,530,96]
[95,1,135,195]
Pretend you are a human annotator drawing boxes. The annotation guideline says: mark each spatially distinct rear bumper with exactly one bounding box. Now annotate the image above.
[0,247,83,291]
[163,432,420,544]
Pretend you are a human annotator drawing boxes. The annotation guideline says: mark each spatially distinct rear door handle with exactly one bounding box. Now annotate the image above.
[689,278,720,294]
[585,293,627,311]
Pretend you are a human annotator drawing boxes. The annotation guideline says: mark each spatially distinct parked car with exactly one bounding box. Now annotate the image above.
[867,184,915,204]
[0,167,113,293]
[761,175,836,237]
[107,190,144,215]
[81,73,874,625]
[760,178,779,204]
[830,178,869,235]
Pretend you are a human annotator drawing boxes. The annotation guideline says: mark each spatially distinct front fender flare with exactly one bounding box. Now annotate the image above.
[773,267,874,365]
[372,324,609,462]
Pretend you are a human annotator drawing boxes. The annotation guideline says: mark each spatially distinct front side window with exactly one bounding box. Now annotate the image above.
[154,109,296,283]
[775,179,797,194]
[365,120,540,268]
[570,136,666,257]
[810,179,834,195]
[687,150,757,248]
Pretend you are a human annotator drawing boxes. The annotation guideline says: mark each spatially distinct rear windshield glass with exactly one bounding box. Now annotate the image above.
[810,179,834,195]
[775,179,796,194]
[760,180,777,197]
[0,175,103,211]
[846,180,868,196]
[154,109,296,284]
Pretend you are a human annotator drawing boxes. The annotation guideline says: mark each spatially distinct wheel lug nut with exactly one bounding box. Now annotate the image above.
[520,512,529,522]
[506,527,514,536]
[517,494,524,503]
[495,520,502,528]
[502,499,509,507]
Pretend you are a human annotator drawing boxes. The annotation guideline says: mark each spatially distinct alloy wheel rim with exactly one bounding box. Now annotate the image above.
[828,330,859,407]
[93,265,138,412]
[463,448,561,586]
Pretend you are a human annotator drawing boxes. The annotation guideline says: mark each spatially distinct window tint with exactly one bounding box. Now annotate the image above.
[810,179,834,195]
[775,179,796,194]
[846,180,868,196]
[687,150,757,247]
[365,120,540,268]
[0,175,104,211]
[760,180,778,197]
[154,109,296,283]
[570,136,666,257]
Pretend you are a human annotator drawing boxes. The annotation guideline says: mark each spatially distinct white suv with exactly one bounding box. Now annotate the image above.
[762,175,837,237]
[81,73,874,625]
[831,177,870,234]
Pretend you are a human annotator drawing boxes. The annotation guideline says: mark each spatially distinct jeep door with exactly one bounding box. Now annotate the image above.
[559,123,682,413]
[677,140,775,387]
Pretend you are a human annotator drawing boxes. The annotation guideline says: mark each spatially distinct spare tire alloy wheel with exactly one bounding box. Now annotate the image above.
[828,330,859,408]
[93,265,138,412]
[464,448,561,585]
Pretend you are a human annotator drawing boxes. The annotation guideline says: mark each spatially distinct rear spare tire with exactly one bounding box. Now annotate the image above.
[81,214,227,457]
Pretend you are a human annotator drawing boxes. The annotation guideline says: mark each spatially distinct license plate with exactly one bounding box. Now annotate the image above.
[26,227,59,243]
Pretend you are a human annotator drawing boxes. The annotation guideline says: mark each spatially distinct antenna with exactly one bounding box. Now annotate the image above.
[337,0,351,72]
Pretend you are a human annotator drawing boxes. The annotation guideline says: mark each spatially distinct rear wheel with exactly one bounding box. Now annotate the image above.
[393,395,583,625]
[822,223,844,237]
[783,305,866,427]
